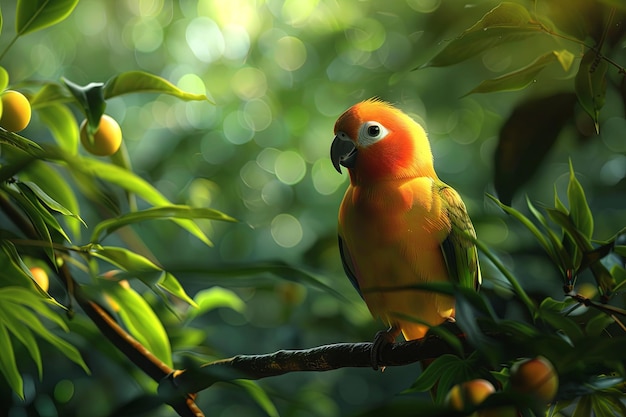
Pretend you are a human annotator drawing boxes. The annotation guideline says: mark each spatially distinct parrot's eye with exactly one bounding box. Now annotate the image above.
[358,121,389,147]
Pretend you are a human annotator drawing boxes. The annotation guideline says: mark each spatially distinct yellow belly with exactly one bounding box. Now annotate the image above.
[339,178,453,340]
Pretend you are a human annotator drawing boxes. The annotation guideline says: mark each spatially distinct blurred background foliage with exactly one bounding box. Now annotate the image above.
[1,0,626,416]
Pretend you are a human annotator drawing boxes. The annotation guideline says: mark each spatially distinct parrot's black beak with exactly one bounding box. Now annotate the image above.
[331,135,357,173]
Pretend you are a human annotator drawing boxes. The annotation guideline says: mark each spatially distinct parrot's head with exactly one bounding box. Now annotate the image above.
[331,98,436,183]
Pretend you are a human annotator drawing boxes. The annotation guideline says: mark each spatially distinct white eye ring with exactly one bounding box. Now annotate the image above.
[358,121,389,147]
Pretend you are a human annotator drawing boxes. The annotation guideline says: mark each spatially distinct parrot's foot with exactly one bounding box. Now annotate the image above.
[370,326,401,371]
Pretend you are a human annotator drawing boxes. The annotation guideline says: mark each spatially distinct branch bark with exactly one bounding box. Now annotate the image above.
[163,330,469,398]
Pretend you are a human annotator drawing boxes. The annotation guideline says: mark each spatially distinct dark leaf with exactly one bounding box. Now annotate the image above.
[61,78,106,136]
[494,92,576,204]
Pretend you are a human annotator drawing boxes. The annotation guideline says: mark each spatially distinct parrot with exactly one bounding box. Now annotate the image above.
[330,98,481,367]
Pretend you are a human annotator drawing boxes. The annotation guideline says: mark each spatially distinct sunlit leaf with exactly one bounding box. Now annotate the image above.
[554,49,575,72]
[567,160,593,239]
[104,71,208,101]
[465,51,558,95]
[158,272,196,307]
[90,205,235,244]
[61,78,105,135]
[189,287,246,320]
[77,159,212,246]
[494,93,576,204]
[575,49,608,133]
[424,2,540,67]
[36,103,79,154]
[2,311,42,379]
[91,246,162,273]
[102,280,172,367]
[29,82,73,109]
[0,67,8,92]
[16,0,79,36]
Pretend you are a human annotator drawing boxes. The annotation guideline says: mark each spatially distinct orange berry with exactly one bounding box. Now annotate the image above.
[445,379,496,412]
[0,90,31,132]
[80,114,122,156]
[509,356,558,403]
[29,267,49,292]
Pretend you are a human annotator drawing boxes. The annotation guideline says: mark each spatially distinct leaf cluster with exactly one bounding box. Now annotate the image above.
[423,1,626,203]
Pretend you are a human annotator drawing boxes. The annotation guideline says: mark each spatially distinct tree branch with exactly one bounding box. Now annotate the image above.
[0,193,203,417]
[163,331,469,397]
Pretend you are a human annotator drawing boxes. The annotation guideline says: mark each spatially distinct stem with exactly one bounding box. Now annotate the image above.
[0,34,20,62]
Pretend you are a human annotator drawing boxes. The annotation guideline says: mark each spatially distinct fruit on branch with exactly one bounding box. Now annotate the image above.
[80,114,122,156]
[445,378,495,414]
[29,267,49,292]
[509,356,558,403]
[0,90,32,132]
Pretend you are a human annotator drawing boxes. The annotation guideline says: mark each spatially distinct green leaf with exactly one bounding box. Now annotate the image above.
[188,287,246,321]
[567,160,593,239]
[584,311,615,336]
[92,247,195,306]
[36,103,79,154]
[15,182,72,243]
[30,82,73,109]
[464,51,559,95]
[0,129,43,156]
[104,71,208,101]
[102,280,172,367]
[77,159,212,246]
[405,354,463,393]
[20,161,83,239]
[91,246,162,273]
[0,322,23,398]
[4,185,55,262]
[537,298,584,340]
[487,194,551,254]
[554,49,575,72]
[90,205,235,244]
[0,66,8,91]
[21,181,84,225]
[575,49,608,133]
[16,0,79,36]
[61,77,105,135]
[424,2,540,67]
[0,240,39,289]
[158,272,196,307]
[526,196,573,274]
[0,287,89,398]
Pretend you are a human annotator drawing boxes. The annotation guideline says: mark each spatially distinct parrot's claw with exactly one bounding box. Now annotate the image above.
[370,326,401,371]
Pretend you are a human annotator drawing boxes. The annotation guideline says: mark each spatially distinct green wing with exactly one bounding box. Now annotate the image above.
[438,184,481,291]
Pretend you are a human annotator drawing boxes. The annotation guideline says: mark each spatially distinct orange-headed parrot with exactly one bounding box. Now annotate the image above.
[330,99,481,366]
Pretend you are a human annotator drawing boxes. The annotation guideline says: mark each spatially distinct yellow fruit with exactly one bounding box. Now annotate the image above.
[0,90,32,132]
[445,379,496,412]
[509,356,558,403]
[29,267,49,292]
[80,114,122,156]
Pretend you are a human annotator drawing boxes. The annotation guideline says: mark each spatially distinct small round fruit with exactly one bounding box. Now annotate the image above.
[445,379,496,411]
[29,267,49,292]
[509,356,558,403]
[0,90,31,132]
[80,114,122,156]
